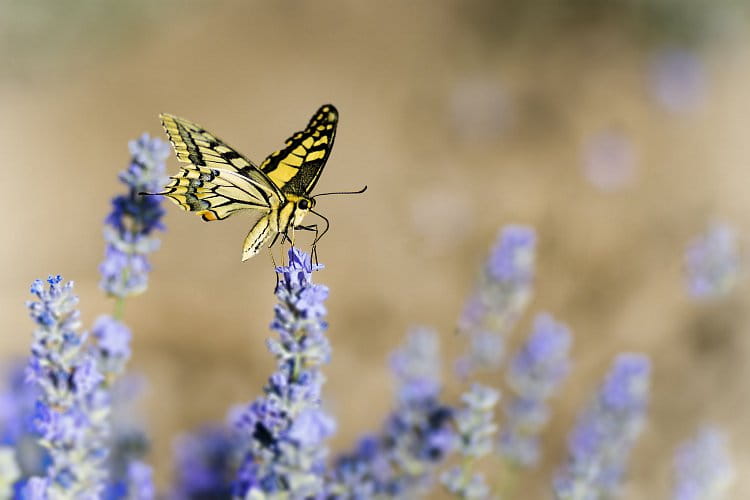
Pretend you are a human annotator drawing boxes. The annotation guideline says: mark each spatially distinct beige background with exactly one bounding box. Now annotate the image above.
[1,1,749,497]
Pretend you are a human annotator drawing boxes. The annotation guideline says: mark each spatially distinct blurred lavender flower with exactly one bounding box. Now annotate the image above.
[126,460,154,500]
[684,222,741,300]
[441,384,499,500]
[500,313,571,467]
[22,476,49,500]
[26,276,109,497]
[100,134,169,299]
[650,48,707,114]
[554,354,651,500]
[0,362,46,479]
[390,327,442,404]
[457,225,536,376]
[106,376,151,500]
[582,129,637,192]
[92,316,133,385]
[170,425,236,499]
[233,248,335,498]
[0,446,20,497]
[672,427,734,500]
[329,328,455,498]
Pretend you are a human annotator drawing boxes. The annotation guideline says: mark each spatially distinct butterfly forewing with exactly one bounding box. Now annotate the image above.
[160,114,282,200]
[260,104,338,196]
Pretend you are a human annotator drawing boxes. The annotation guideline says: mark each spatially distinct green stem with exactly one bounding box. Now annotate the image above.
[113,297,126,321]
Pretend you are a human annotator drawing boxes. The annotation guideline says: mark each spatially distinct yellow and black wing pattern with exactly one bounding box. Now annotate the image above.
[260,104,338,196]
[158,114,281,222]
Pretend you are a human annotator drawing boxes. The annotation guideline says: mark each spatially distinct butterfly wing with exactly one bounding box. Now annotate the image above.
[260,104,338,196]
[159,114,283,221]
[160,113,283,201]
[160,167,276,222]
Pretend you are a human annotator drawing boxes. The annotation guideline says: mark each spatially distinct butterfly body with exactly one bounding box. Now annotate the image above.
[153,105,336,261]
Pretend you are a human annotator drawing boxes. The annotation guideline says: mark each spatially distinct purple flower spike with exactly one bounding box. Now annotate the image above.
[457,225,536,376]
[171,425,236,499]
[92,315,132,382]
[685,222,741,300]
[26,277,108,497]
[329,329,455,498]
[233,248,334,499]
[554,354,651,500]
[672,427,734,500]
[100,133,169,298]
[500,313,572,466]
[441,384,499,499]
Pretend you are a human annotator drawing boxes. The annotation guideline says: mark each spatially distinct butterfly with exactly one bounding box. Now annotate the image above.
[149,104,350,261]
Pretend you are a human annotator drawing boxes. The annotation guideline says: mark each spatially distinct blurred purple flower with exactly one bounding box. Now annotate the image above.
[582,129,637,192]
[92,316,133,383]
[457,225,536,376]
[685,222,741,300]
[554,354,650,499]
[171,425,236,500]
[26,276,109,497]
[650,48,707,114]
[22,477,49,500]
[672,427,734,500]
[233,248,334,499]
[126,460,154,500]
[441,384,499,499]
[390,327,442,404]
[100,134,169,298]
[329,329,455,497]
[500,313,572,466]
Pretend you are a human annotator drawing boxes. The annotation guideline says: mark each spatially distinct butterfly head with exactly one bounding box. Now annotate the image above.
[290,196,316,227]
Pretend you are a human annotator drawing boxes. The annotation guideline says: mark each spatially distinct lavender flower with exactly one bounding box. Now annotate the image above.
[233,248,335,498]
[170,425,236,499]
[100,134,169,299]
[92,316,133,385]
[106,376,151,500]
[672,427,734,500]
[500,313,571,466]
[554,354,650,500]
[126,460,154,500]
[22,477,49,500]
[457,225,536,376]
[441,384,499,500]
[390,327,442,404]
[684,222,741,300]
[0,362,45,478]
[329,329,455,498]
[26,276,109,497]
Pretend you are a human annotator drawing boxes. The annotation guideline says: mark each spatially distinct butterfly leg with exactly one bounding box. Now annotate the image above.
[295,224,320,264]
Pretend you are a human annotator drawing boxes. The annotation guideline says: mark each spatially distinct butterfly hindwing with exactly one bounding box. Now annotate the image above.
[260,104,338,196]
[161,166,274,221]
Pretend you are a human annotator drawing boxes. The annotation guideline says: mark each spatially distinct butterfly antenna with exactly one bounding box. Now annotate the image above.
[138,191,166,196]
[313,185,367,199]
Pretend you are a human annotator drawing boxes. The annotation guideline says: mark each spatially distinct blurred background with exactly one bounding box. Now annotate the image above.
[1,0,749,497]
